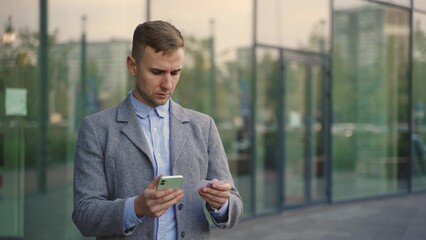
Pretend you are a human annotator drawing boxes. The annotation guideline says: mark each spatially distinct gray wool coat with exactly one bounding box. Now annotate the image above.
[72,96,243,239]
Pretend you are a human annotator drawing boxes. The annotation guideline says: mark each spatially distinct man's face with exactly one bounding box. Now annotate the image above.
[127,46,184,107]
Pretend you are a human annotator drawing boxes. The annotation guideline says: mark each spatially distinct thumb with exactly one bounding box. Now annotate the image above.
[148,175,163,190]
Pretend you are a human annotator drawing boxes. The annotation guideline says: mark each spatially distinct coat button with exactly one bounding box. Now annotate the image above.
[178,203,184,210]
[180,231,185,238]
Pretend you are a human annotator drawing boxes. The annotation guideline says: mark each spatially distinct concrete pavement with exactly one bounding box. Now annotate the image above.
[211,193,426,240]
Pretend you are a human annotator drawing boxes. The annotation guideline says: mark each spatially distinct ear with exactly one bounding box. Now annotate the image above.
[127,56,136,76]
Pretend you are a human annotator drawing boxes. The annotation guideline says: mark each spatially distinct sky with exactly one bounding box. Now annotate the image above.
[2,0,422,51]
[1,0,335,62]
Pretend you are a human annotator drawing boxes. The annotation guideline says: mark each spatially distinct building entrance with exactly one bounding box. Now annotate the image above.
[279,48,330,207]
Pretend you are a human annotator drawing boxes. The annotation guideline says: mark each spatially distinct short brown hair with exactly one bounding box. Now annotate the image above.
[131,20,184,62]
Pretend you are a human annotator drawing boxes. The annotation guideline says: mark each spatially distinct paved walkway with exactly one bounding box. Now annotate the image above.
[211,193,426,240]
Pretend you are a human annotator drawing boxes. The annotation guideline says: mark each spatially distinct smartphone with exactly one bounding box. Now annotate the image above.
[157,175,184,191]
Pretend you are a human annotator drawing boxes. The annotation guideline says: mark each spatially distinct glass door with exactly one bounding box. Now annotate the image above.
[282,50,328,207]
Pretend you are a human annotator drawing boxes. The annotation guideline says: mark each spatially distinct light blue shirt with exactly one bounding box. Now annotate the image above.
[123,92,229,238]
[124,92,175,240]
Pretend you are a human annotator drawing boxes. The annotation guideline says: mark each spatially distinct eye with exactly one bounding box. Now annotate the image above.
[150,69,163,75]
[171,69,181,76]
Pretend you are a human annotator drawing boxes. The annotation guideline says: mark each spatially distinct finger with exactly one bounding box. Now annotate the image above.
[200,193,225,209]
[160,189,184,203]
[151,190,184,214]
[199,190,229,206]
[200,190,229,202]
[148,175,163,191]
[142,176,165,200]
[149,206,170,218]
[200,186,231,199]
[210,182,232,191]
[200,192,223,204]
[146,189,183,209]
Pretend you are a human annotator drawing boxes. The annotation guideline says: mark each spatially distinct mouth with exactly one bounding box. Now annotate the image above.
[156,92,170,99]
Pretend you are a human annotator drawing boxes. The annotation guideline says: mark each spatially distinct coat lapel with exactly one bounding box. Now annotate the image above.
[117,96,153,164]
[170,101,190,168]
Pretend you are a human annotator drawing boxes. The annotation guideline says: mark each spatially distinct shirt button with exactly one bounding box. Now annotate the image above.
[180,231,185,238]
[178,203,184,210]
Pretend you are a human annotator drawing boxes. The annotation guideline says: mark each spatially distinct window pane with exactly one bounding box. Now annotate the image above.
[310,66,327,202]
[255,48,280,213]
[1,0,143,239]
[284,62,307,206]
[415,0,426,11]
[257,0,330,53]
[0,0,38,238]
[412,12,426,191]
[332,0,410,201]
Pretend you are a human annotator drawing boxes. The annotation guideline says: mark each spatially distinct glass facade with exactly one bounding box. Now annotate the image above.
[0,0,425,239]
[332,0,410,201]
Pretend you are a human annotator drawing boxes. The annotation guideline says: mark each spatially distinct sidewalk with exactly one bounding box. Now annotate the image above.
[211,193,426,240]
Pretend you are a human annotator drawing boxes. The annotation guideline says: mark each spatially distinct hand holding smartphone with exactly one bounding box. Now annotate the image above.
[156,175,184,191]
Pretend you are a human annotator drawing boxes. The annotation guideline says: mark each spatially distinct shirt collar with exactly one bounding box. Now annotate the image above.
[155,100,169,118]
[129,91,169,119]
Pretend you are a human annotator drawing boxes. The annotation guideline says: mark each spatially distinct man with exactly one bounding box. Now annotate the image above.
[72,20,243,240]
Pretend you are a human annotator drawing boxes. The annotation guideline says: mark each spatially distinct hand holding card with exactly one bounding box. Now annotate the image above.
[196,179,224,191]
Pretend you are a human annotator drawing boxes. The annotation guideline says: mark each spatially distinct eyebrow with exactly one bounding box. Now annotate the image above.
[149,67,182,73]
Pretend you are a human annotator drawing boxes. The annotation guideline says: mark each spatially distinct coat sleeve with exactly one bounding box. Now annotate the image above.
[72,117,126,237]
[205,117,244,229]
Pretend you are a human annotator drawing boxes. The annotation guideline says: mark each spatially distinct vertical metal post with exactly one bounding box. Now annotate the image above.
[146,0,151,21]
[326,0,334,203]
[305,65,313,204]
[37,0,48,194]
[209,19,216,117]
[407,0,414,193]
[278,50,286,210]
[80,15,87,120]
[250,0,258,215]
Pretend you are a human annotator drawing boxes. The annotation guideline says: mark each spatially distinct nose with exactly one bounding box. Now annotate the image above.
[160,73,173,90]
